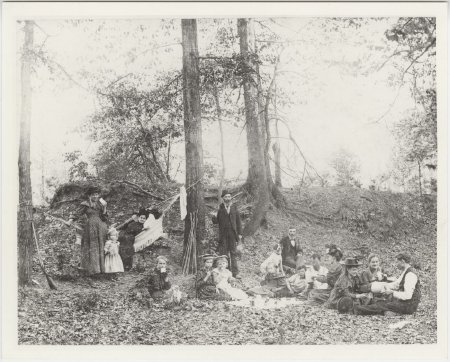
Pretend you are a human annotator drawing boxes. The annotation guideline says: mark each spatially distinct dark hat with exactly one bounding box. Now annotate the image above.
[221,189,231,198]
[396,253,411,263]
[137,208,149,217]
[85,186,102,196]
[201,254,216,261]
[340,257,361,267]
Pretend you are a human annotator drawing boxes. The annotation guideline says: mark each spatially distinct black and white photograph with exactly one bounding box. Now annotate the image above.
[1,1,447,358]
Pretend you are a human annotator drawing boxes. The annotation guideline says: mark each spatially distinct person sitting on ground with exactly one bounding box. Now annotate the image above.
[196,254,230,301]
[147,256,172,300]
[324,257,371,313]
[248,261,288,298]
[260,244,283,275]
[359,253,389,304]
[354,253,421,316]
[213,255,248,301]
[306,253,329,289]
[279,227,304,274]
[104,227,124,277]
[307,245,344,304]
[277,265,308,297]
[117,208,149,271]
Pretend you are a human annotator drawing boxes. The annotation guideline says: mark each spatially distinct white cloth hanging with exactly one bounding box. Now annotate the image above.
[180,186,187,220]
[133,214,165,252]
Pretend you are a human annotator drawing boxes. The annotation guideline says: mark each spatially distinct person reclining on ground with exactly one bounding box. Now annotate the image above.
[275,265,308,297]
[354,253,421,316]
[248,261,288,298]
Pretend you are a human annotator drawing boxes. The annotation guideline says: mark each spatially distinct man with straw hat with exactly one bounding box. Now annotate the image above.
[213,190,243,279]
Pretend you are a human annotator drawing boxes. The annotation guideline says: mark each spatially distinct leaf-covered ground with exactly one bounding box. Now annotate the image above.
[19,186,437,345]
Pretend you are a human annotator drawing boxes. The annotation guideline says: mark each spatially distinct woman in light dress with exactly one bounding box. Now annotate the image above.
[213,255,248,300]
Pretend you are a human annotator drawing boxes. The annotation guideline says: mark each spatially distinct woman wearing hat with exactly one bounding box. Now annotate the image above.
[195,254,230,300]
[69,186,108,276]
[117,208,149,271]
[324,257,370,313]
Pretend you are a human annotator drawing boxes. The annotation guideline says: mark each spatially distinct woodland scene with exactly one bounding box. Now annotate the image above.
[15,16,438,345]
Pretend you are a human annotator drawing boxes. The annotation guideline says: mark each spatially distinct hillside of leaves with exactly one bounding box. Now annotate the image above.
[20,183,437,345]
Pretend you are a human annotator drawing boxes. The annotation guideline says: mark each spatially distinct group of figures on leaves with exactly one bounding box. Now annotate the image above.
[69,187,421,316]
[68,187,161,277]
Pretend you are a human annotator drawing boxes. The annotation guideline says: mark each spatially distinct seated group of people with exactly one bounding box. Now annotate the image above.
[245,240,420,316]
[147,239,421,317]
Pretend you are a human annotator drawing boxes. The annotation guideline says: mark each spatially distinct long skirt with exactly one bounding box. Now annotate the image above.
[80,215,107,275]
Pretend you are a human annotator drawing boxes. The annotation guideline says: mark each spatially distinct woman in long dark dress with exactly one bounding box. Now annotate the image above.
[118,208,148,271]
[69,187,108,276]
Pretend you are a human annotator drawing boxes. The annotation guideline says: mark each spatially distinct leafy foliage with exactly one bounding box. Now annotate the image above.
[85,73,183,184]
[329,148,361,187]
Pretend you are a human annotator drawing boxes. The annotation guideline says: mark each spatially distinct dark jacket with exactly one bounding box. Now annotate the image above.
[148,268,171,298]
[279,236,303,267]
[214,203,242,246]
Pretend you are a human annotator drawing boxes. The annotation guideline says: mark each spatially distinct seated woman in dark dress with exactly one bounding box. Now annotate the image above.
[118,208,148,271]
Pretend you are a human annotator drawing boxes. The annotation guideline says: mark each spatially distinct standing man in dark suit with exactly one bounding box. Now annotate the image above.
[213,190,242,279]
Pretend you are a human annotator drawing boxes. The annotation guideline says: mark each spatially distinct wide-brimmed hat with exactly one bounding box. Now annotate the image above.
[340,257,361,267]
[201,254,216,261]
[221,189,231,198]
[215,255,229,262]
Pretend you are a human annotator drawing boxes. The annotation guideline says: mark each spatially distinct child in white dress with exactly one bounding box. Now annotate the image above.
[213,255,248,301]
[104,228,124,274]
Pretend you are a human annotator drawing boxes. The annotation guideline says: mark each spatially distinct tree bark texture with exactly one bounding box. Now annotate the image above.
[181,19,206,266]
[238,18,270,236]
[18,21,34,286]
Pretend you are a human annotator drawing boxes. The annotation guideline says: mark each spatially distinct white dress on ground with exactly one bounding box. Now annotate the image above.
[213,268,248,300]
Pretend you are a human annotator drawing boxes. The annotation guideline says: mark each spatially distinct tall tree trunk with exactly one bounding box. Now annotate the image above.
[273,82,282,187]
[238,18,270,236]
[181,19,205,271]
[212,84,226,205]
[18,21,34,286]
[166,132,172,181]
[418,160,423,197]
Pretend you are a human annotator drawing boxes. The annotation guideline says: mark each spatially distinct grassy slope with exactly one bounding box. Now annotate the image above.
[18,186,437,345]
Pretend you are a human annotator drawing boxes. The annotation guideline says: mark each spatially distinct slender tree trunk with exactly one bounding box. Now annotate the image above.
[418,160,422,197]
[166,132,172,180]
[273,83,282,187]
[238,18,270,236]
[213,84,226,206]
[181,19,206,270]
[18,21,34,286]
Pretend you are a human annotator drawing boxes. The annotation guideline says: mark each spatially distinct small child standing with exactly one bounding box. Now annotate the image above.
[104,228,124,274]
